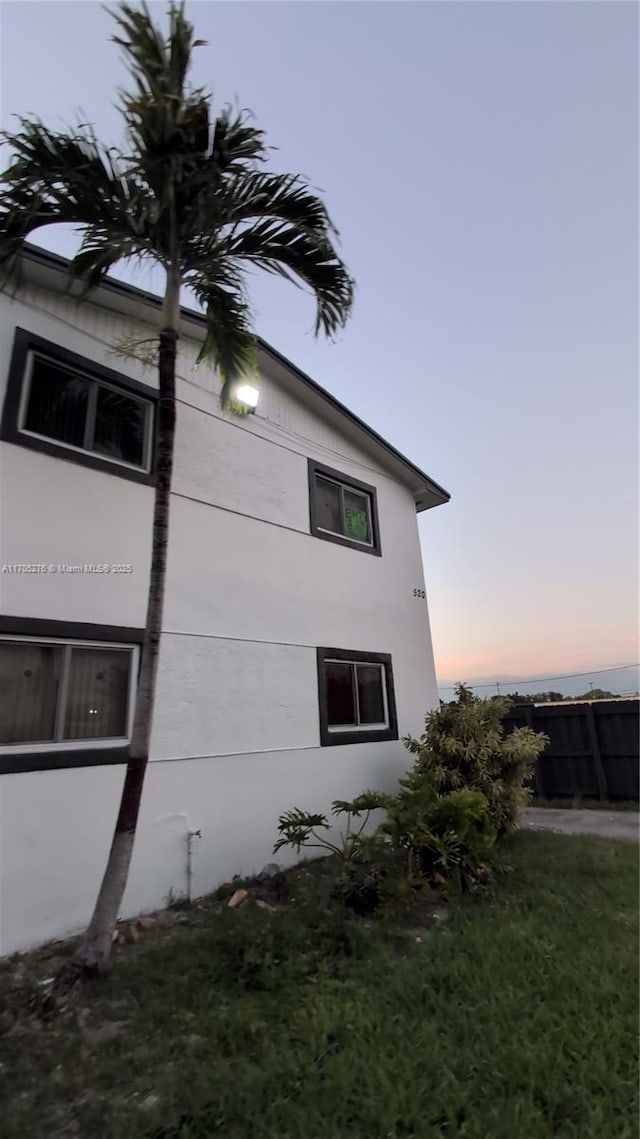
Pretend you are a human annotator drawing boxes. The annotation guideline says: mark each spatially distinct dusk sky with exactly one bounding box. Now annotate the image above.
[1,1,637,693]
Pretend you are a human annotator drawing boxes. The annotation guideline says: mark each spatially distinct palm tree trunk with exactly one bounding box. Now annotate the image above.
[68,324,178,977]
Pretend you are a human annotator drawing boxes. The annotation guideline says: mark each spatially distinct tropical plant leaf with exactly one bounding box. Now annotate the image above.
[332,791,391,817]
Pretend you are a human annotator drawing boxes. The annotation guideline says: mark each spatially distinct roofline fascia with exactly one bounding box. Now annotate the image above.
[11,243,451,508]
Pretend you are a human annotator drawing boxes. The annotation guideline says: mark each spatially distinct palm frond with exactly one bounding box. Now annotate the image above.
[2,117,129,205]
[112,0,210,200]
[169,105,267,224]
[187,264,257,405]
[210,106,267,171]
[0,118,145,275]
[70,236,142,293]
[227,220,354,336]
[111,1,192,105]
[190,168,353,334]
[224,171,334,234]
[0,193,62,266]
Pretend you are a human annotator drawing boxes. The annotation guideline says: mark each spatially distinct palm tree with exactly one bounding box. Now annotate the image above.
[0,1,354,977]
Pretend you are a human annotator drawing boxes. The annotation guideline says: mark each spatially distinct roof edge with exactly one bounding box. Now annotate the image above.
[12,243,451,510]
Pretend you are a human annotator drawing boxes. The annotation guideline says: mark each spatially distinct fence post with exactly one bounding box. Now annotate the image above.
[525,705,545,798]
[585,704,609,801]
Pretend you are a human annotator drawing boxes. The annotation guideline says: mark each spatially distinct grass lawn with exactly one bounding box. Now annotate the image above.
[1,830,638,1139]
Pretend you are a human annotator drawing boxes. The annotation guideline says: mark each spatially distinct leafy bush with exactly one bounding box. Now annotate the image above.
[380,781,495,890]
[275,783,496,914]
[404,683,548,835]
[274,791,389,879]
[273,685,545,915]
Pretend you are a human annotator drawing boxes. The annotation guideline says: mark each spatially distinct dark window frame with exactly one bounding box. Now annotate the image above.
[316,647,398,746]
[0,617,143,774]
[1,328,157,485]
[308,459,382,556]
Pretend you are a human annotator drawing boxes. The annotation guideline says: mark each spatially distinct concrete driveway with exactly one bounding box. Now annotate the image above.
[523,808,639,841]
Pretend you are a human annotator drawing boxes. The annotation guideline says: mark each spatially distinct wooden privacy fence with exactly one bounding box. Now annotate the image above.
[503,699,639,802]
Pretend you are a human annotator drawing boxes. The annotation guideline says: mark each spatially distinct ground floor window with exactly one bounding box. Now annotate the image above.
[316,647,398,746]
[0,619,142,769]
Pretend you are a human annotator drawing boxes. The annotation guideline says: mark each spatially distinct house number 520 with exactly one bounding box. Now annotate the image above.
[413,588,425,599]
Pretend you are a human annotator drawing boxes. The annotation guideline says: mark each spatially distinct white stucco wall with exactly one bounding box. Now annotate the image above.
[0,279,441,955]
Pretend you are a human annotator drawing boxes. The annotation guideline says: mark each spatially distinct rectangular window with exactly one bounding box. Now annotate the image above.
[93,386,148,467]
[316,648,397,746]
[1,329,157,484]
[0,635,137,753]
[22,353,152,470]
[24,357,90,449]
[308,460,381,555]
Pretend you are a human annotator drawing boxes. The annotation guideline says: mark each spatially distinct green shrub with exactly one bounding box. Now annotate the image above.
[274,792,389,876]
[404,683,548,835]
[273,685,545,911]
[274,783,496,912]
[379,782,495,891]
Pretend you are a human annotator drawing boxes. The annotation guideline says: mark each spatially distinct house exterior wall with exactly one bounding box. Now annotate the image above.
[0,280,440,955]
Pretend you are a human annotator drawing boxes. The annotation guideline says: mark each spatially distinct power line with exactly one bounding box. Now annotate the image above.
[438,663,640,691]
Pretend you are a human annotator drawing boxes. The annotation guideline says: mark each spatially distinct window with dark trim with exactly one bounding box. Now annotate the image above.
[308,460,381,555]
[0,617,143,774]
[316,647,398,746]
[1,328,157,485]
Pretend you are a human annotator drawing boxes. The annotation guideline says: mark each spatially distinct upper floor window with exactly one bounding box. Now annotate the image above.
[308,459,381,555]
[1,328,156,484]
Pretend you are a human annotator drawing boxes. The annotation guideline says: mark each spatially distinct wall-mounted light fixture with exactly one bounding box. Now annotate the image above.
[235,383,260,412]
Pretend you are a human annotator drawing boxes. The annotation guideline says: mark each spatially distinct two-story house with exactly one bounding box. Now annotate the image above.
[0,244,449,955]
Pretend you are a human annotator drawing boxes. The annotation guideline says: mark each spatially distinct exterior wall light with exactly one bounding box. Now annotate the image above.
[235,383,260,411]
